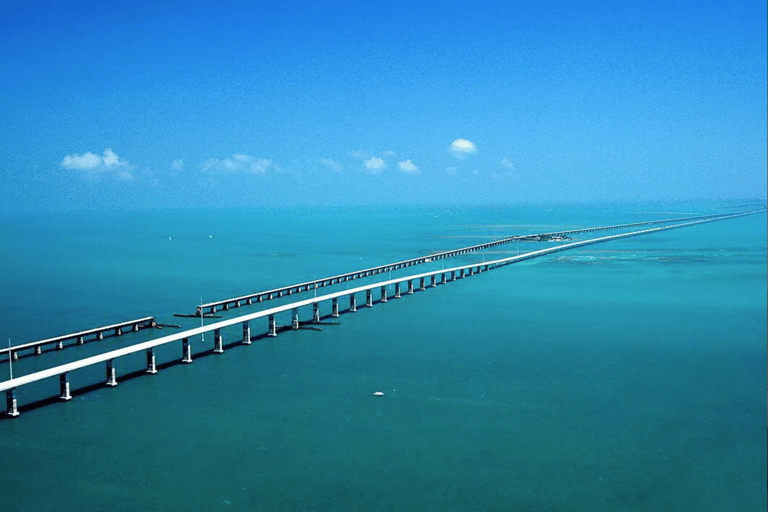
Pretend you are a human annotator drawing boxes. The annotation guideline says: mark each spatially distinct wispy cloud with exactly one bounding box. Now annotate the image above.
[318,158,342,172]
[171,159,184,171]
[450,138,477,158]
[203,154,273,174]
[60,149,134,180]
[398,159,419,174]
[493,158,519,181]
[365,157,386,173]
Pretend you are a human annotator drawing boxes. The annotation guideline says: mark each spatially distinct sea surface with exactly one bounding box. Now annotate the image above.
[0,201,765,511]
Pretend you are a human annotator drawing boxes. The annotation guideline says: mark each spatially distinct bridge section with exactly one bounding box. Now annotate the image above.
[2,209,761,417]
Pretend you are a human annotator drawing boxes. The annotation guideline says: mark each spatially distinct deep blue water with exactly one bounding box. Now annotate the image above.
[0,201,765,511]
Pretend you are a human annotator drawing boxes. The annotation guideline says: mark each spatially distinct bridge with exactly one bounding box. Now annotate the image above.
[1,209,761,417]
[193,211,738,316]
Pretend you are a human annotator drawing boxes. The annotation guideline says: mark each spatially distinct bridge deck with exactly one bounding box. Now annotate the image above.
[1,209,760,400]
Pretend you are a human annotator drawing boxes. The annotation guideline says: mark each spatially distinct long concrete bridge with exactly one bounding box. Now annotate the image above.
[2,209,761,417]
[194,211,738,316]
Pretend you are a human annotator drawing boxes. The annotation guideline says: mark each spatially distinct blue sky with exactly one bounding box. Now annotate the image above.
[1,0,766,211]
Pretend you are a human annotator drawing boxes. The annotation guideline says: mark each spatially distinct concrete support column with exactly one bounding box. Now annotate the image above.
[419,277,426,291]
[59,372,72,401]
[394,282,401,298]
[246,297,253,305]
[332,298,340,317]
[11,351,18,361]
[312,303,321,322]
[57,342,64,350]
[182,337,193,363]
[449,271,455,281]
[77,336,84,345]
[242,321,252,344]
[97,331,104,341]
[268,314,277,337]
[6,389,19,417]
[146,348,157,374]
[214,329,224,353]
[407,280,414,294]
[292,308,300,329]
[223,303,229,310]
[366,289,373,307]
[380,286,388,302]
[133,323,139,332]
[106,359,117,387]
[430,275,437,287]
[35,346,41,355]
[469,267,474,276]
[211,306,217,313]
[116,327,122,336]
[349,294,357,312]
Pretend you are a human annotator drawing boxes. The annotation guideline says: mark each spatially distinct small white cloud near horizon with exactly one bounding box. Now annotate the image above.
[450,138,477,158]
[319,158,342,172]
[171,159,184,171]
[60,149,133,179]
[398,159,419,174]
[203,154,273,174]
[365,157,386,173]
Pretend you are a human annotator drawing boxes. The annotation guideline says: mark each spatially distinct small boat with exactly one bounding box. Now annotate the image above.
[372,391,385,397]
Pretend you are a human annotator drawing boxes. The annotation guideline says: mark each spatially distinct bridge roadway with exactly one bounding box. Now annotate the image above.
[2,209,761,417]
[195,211,738,315]
[0,317,156,361]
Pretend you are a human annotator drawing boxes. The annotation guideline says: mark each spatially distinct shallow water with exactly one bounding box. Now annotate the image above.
[0,201,765,511]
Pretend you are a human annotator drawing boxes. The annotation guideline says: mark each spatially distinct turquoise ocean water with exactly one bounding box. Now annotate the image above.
[0,201,765,511]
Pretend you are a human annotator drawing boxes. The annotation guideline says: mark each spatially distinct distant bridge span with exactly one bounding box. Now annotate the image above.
[2,208,762,417]
[195,211,741,315]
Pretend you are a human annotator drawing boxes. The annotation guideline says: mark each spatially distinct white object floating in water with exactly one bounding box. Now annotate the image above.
[372,391,385,397]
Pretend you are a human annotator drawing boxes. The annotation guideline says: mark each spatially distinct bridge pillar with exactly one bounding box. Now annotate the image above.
[394,282,401,298]
[97,331,104,341]
[214,329,224,353]
[11,351,17,361]
[106,359,117,387]
[57,341,64,350]
[5,389,19,417]
[312,303,320,322]
[182,337,192,363]
[242,321,252,344]
[35,346,41,355]
[268,314,277,336]
[419,277,426,291]
[407,280,414,295]
[77,336,84,345]
[59,372,72,401]
[349,294,357,312]
[430,275,437,287]
[223,303,229,311]
[133,323,139,332]
[257,295,263,303]
[146,348,157,374]
[332,298,340,317]
[380,286,388,302]
[366,289,373,307]
[116,327,122,336]
[247,297,253,305]
[449,271,455,281]
[292,308,300,329]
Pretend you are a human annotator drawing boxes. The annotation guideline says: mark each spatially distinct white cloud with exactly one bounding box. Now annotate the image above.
[60,149,133,179]
[383,150,397,158]
[398,159,419,174]
[450,138,477,158]
[203,154,273,174]
[318,158,342,172]
[493,158,519,181]
[171,159,184,171]
[365,157,386,173]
